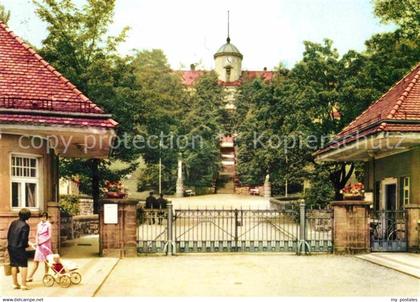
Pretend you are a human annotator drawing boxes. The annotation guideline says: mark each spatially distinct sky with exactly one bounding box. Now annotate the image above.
[2,0,395,70]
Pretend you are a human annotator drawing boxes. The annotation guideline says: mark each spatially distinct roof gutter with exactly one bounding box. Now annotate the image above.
[317,119,420,155]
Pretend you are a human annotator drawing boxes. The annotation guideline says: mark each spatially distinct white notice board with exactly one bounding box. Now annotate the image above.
[104,204,118,224]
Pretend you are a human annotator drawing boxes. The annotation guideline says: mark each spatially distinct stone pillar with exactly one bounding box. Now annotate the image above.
[99,198,138,257]
[78,196,94,216]
[264,174,271,200]
[175,154,184,198]
[405,204,420,252]
[47,202,61,253]
[331,200,371,254]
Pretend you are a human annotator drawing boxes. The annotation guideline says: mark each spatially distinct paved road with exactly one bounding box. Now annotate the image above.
[96,254,420,296]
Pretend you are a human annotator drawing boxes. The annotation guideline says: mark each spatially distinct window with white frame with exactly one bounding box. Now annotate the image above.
[403,177,410,206]
[11,155,39,208]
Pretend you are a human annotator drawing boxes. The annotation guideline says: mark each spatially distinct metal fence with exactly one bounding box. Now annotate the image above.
[136,202,333,255]
[370,209,407,252]
[305,206,333,253]
[136,208,169,253]
[174,209,300,253]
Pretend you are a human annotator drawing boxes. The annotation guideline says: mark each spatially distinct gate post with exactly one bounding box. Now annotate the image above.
[331,200,371,254]
[405,204,420,252]
[297,201,310,255]
[234,209,239,252]
[164,202,176,256]
[99,198,138,257]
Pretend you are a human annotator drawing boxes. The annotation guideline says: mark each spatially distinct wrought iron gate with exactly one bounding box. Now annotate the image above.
[305,206,333,253]
[136,208,169,253]
[136,203,333,254]
[370,209,407,252]
[174,209,299,252]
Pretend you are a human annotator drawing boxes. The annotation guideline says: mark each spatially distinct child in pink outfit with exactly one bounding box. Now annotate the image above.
[27,212,52,282]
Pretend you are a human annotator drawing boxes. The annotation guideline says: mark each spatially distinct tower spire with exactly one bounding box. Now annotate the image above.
[227,10,230,43]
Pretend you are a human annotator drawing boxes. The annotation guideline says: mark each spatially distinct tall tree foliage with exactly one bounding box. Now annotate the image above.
[130,54,226,193]
[131,49,187,193]
[235,0,419,203]
[34,0,142,212]
[374,0,420,39]
[0,3,10,24]
[235,76,309,195]
[235,33,419,203]
[180,72,226,191]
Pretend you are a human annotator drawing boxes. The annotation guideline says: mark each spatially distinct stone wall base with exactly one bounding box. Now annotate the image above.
[61,214,99,241]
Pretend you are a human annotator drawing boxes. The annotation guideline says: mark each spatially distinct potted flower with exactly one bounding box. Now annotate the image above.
[104,181,127,199]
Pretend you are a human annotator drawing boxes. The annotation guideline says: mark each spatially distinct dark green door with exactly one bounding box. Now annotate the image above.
[385,184,396,211]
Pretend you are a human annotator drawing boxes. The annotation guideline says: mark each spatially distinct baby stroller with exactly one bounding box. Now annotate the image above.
[42,253,82,288]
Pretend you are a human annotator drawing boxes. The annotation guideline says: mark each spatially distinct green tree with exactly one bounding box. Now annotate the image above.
[129,51,226,193]
[180,72,226,191]
[34,0,142,212]
[131,49,187,193]
[0,3,10,24]
[374,0,420,39]
[235,74,309,195]
[235,34,419,204]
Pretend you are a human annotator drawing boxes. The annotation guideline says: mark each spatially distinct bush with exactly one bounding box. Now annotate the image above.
[194,186,213,195]
[59,195,80,216]
[304,171,335,207]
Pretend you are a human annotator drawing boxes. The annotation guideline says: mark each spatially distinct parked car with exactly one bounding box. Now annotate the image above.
[249,187,260,195]
[184,189,196,197]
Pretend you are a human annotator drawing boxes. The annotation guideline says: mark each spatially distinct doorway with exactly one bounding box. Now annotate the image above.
[385,183,397,211]
[381,178,397,211]
[370,178,407,252]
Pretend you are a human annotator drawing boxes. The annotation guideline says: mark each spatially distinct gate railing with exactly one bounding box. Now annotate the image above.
[370,209,407,252]
[173,208,300,253]
[136,207,170,253]
[136,202,333,255]
[305,205,333,253]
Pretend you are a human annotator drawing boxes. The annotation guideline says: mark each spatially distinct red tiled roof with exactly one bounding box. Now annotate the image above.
[220,135,234,143]
[219,80,242,87]
[179,70,205,86]
[316,63,420,155]
[178,70,275,87]
[339,63,420,137]
[0,21,117,128]
[242,70,274,82]
[380,123,420,132]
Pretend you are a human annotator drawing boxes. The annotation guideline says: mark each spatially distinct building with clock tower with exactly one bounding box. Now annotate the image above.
[179,18,274,193]
[214,36,243,83]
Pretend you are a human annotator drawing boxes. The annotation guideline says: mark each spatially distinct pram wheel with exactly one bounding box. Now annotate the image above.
[70,272,82,284]
[59,275,71,288]
[43,274,54,287]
